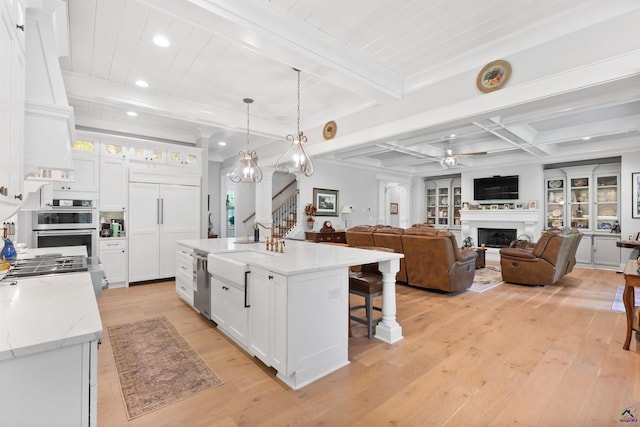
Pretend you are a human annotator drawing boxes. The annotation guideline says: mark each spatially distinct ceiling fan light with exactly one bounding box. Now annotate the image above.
[440,155,458,168]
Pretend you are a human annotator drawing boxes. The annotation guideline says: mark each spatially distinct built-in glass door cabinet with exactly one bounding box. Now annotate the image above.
[545,177,566,229]
[425,178,461,229]
[168,148,199,168]
[544,164,620,269]
[100,141,127,160]
[129,145,165,163]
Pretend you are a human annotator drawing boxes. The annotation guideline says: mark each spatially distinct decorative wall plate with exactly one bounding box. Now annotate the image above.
[552,209,561,217]
[323,120,337,140]
[476,60,511,93]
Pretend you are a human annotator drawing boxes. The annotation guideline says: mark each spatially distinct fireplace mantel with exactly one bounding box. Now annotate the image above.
[460,209,542,247]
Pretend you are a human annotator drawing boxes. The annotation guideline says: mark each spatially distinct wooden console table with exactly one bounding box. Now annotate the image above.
[622,259,640,350]
[305,231,346,244]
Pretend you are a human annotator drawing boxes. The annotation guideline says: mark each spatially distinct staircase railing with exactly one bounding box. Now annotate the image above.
[241,179,299,237]
[272,190,299,238]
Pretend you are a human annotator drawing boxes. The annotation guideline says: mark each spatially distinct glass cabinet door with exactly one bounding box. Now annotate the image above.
[569,177,589,230]
[438,187,449,226]
[453,185,462,227]
[546,178,565,229]
[595,175,618,231]
[426,188,436,225]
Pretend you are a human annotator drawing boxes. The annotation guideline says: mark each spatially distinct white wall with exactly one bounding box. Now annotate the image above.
[296,160,381,233]
[620,149,640,260]
[207,161,221,235]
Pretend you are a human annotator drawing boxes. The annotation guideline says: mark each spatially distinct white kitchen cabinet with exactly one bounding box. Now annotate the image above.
[248,267,287,371]
[99,238,127,288]
[129,145,165,163]
[175,244,194,306]
[129,182,200,282]
[211,276,248,346]
[54,149,99,194]
[0,340,98,426]
[0,0,25,211]
[167,147,200,168]
[100,141,127,159]
[99,156,127,211]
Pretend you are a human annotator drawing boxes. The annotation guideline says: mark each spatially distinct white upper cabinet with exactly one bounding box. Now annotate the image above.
[53,139,99,194]
[167,148,200,168]
[0,0,25,211]
[129,146,165,163]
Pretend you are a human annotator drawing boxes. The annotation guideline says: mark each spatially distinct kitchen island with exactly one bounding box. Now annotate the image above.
[177,238,403,389]
[0,247,102,426]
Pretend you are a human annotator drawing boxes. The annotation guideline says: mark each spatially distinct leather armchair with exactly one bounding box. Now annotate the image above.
[499,228,583,286]
[372,226,407,283]
[401,226,477,292]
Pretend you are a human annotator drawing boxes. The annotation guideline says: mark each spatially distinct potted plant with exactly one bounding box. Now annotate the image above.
[304,203,316,230]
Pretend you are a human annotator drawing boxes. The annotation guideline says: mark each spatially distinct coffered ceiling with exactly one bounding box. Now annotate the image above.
[59,0,640,176]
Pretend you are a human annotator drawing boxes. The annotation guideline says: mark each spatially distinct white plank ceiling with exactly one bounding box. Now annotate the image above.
[59,0,640,174]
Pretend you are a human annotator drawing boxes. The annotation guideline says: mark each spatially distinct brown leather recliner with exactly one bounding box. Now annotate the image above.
[401,226,477,292]
[499,228,583,286]
[372,226,407,283]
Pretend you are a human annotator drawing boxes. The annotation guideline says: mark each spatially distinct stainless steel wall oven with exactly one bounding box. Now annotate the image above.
[32,199,98,256]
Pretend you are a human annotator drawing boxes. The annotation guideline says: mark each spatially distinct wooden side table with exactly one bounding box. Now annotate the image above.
[474,247,486,269]
[622,259,640,350]
[305,231,346,244]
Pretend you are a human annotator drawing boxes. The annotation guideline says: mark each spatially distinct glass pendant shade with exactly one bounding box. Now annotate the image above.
[275,68,314,177]
[230,98,263,183]
[230,150,263,183]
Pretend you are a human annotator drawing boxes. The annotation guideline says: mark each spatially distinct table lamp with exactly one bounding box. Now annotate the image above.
[341,205,352,229]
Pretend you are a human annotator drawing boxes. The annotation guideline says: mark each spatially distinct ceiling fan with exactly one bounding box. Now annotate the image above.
[440,147,488,167]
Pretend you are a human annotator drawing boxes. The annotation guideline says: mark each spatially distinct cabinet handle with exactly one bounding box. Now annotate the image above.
[268,275,274,280]
[16,24,24,31]
[244,271,251,308]
[14,193,22,201]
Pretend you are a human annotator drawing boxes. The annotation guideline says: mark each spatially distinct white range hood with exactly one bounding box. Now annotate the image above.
[23,1,74,181]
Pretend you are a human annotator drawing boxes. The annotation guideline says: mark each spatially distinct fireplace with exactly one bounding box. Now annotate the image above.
[478,228,517,248]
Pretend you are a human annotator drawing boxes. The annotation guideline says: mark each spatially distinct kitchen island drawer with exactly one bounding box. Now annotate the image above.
[176,269,193,306]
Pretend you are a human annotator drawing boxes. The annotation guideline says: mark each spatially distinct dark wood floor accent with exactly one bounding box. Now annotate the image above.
[97,265,639,426]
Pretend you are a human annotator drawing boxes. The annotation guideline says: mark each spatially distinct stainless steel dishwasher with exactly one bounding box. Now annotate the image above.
[193,250,211,319]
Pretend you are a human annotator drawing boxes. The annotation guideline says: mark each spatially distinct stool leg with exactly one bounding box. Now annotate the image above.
[366,294,373,338]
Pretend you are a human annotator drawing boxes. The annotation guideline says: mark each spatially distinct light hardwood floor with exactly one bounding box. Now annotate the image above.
[97,266,640,426]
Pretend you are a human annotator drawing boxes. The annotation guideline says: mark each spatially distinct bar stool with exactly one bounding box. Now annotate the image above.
[349,247,393,338]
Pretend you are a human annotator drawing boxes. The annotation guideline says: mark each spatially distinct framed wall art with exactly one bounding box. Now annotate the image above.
[632,172,640,218]
[313,188,339,216]
[390,203,398,215]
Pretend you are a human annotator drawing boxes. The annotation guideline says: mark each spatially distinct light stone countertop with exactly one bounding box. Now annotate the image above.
[0,246,102,362]
[178,237,403,276]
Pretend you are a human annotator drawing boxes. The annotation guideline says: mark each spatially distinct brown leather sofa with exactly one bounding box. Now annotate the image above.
[401,226,477,292]
[345,225,378,248]
[499,228,583,286]
[371,226,407,283]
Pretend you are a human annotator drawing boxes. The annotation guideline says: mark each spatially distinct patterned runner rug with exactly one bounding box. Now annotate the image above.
[107,316,223,419]
[468,265,504,293]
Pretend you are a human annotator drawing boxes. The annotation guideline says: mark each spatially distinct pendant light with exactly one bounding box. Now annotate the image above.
[230,98,263,183]
[275,68,314,177]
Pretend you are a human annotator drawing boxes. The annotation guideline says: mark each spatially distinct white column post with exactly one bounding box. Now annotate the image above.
[374,258,403,344]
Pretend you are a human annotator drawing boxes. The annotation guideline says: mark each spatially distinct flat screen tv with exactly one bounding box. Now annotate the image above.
[474,175,519,200]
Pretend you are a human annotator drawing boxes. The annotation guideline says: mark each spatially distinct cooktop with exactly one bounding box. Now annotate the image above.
[7,254,88,278]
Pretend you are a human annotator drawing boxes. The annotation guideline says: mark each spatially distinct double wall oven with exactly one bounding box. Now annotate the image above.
[32,199,98,257]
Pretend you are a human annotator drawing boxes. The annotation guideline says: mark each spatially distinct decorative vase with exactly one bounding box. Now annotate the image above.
[306,218,315,230]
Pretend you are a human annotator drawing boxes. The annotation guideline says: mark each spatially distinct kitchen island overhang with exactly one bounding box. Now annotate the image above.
[177,238,404,389]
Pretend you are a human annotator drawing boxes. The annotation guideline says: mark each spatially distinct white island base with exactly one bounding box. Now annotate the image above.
[180,238,404,390]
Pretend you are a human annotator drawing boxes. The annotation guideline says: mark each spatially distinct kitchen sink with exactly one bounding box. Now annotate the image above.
[208,250,277,284]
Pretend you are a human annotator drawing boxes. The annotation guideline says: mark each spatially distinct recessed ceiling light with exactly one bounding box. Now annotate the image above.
[582,136,591,140]
[218,141,227,146]
[126,111,138,117]
[135,80,149,88]
[153,35,170,47]
[449,134,456,138]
